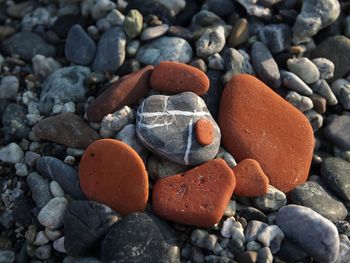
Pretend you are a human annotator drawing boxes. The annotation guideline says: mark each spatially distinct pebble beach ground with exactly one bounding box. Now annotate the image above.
[0,0,350,262]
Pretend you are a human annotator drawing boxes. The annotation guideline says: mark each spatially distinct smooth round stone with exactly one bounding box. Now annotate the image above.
[258,23,292,53]
[311,79,338,105]
[136,92,221,166]
[153,159,235,227]
[312,58,335,80]
[252,185,287,212]
[324,116,350,150]
[136,37,193,65]
[2,31,55,61]
[321,157,350,201]
[141,24,169,41]
[0,250,15,263]
[79,139,148,216]
[123,9,143,38]
[195,118,214,146]
[287,57,320,84]
[228,18,249,47]
[87,65,153,122]
[50,181,65,197]
[223,48,255,83]
[0,142,24,164]
[92,27,126,72]
[201,70,223,120]
[65,24,96,66]
[38,197,69,230]
[147,155,188,181]
[331,79,350,110]
[232,159,269,197]
[102,212,180,262]
[290,180,347,222]
[219,74,314,193]
[205,0,235,16]
[276,205,339,263]
[27,173,52,209]
[150,61,209,95]
[280,70,313,96]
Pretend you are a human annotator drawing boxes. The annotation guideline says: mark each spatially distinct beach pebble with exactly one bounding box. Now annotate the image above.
[252,185,287,212]
[53,237,66,253]
[141,24,169,41]
[33,231,50,246]
[280,70,313,96]
[35,245,52,260]
[236,0,272,19]
[337,235,350,263]
[2,103,30,141]
[0,76,19,100]
[304,109,323,132]
[38,197,68,230]
[221,217,236,238]
[123,9,143,38]
[100,106,134,138]
[331,79,350,110]
[257,247,273,263]
[0,250,15,263]
[287,57,320,84]
[257,225,284,254]
[196,26,226,57]
[311,79,338,105]
[27,172,52,209]
[228,18,249,47]
[228,221,246,254]
[50,181,65,197]
[258,24,292,53]
[195,118,214,146]
[147,155,188,180]
[223,48,255,83]
[207,53,224,70]
[285,91,313,112]
[32,55,61,81]
[191,229,218,251]
[0,143,24,164]
[323,116,350,150]
[312,58,335,79]
[245,220,268,242]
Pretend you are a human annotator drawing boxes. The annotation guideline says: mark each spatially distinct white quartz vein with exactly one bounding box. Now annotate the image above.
[184,118,193,165]
[138,110,210,118]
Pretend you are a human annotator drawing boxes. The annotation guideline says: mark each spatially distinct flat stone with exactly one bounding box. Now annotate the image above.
[323,115,350,150]
[79,139,148,216]
[33,113,100,148]
[27,173,53,209]
[252,185,287,212]
[311,79,338,105]
[87,65,153,122]
[258,23,292,53]
[38,197,69,230]
[280,70,313,96]
[141,24,169,41]
[153,159,235,227]
[219,74,314,192]
[276,204,339,263]
[287,57,320,84]
[195,118,214,146]
[136,92,221,165]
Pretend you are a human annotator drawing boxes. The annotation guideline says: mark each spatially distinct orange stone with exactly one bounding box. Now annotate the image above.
[150,61,210,95]
[232,159,269,197]
[195,118,214,145]
[219,74,314,193]
[79,139,148,216]
[87,65,153,122]
[152,159,235,227]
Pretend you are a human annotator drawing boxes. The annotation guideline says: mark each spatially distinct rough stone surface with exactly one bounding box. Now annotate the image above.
[324,116,350,150]
[280,70,313,96]
[258,24,292,53]
[252,185,287,212]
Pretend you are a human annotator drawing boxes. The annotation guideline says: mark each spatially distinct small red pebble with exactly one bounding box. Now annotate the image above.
[150,61,210,95]
[232,159,269,197]
[152,159,236,227]
[195,118,214,145]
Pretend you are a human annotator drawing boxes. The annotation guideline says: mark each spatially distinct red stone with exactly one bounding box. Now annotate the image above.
[150,61,210,95]
[232,159,269,197]
[152,159,236,227]
[79,139,148,216]
[87,65,154,122]
[195,118,214,145]
[219,74,314,193]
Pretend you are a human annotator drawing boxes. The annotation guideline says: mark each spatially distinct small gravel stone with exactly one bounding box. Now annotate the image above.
[331,78,350,110]
[258,24,292,53]
[24,151,41,167]
[312,58,335,79]
[215,147,237,168]
[27,172,53,209]
[257,225,284,254]
[15,163,28,176]
[224,200,236,217]
[35,244,52,260]
[252,185,287,212]
[287,57,320,84]
[304,109,323,132]
[50,181,65,197]
[33,231,50,246]
[38,197,68,230]
[32,55,61,81]
[207,53,224,70]
[311,79,338,105]
[324,116,350,150]
[257,247,273,263]
[141,24,169,41]
[246,241,262,252]
[0,143,24,164]
[337,234,350,263]
[228,18,249,47]
[123,9,143,38]
[221,217,236,238]
[245,220,268,242]
[127,40,140,57]
[196,26,226,58]
[227,221,245,254]
[45,228,63,241]
[223,48,255,83]
[100,106,134,138]
[53,236,66,253]
[146,154,188,180]
[280,70,313,96]
[0,76,19,100]
[0,250,15,263]
[285,91,313,112]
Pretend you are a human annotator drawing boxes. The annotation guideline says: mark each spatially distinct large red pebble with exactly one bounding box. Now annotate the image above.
[79,139,148,215]
[195,118,214,145]
[152,159,235,227]
[87,65,153,122]
[150,61,210,95]
[219,74,314,193]
[232,159,269,197]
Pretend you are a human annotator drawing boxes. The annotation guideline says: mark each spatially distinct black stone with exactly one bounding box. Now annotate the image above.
[201,70,223,121]
[324,115,350,150]
[276,239,310,263]
[13,195,34,227]
[239,207,267,223]
[52,15,88,38]
[175,0,200,26]
[116,59,140,77]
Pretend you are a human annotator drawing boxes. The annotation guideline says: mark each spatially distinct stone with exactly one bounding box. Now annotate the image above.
[232,159,269,197]
[102,212,180,262]
[35,245,51,260]
[45,228,62,241]
[33,231,50,246]
[246,241,262,252]
[311,36,350,79]
[292,0,340,44]
[336,235,350,263]
[38,66,90,114]
[38,197,69,230]
[206,0,235,16]
[79,139,148,215]
[195,118,214,146]
[276,205,339,263]
[196,26,226,57]
[257,225,284,254]
[207,53,224,70]
[321,157,350,201]
[2,103,30,141]
[290,180,348,222]
[276,239,309,262]
[227,221,246,254]
[32,55,61,81]
[136,37,192,65]
[235,251,258,263]
[65,24,96,65]
[305,109,323,132]
[64,200,120,257]
[33,113,100,148]
[219,74,314,192]
[287,57,320,84]
[53,236,66,253]
[123,9,143,38]
[324,116,350,150]
[141,24,169,41]
[50,181,65,197]
[216,147,237,168]
[147,155,188,181]
[1,31,55,61]
[27,173,52,209]
[331,79,350,110]
[258,24,292,53]
[87,65,153,122]
[228,18,249,47]
[257,247,273,263]
[311,79,338,105]
[0,76,18,100]
[252,185,287,212]
[245,220,268,242]
[136,92,221,165]
[150,61,209,96]
[310,94,327,114]
[0,143,23,164]
[236,0,271,19]
[223,48,255,83]
[92,27,126,72]
[36,156,85,200]
[285,91,313,112]
[100,106,134,138]
[0,250,15,263]
[191,229,218,251]
[280,70,313,96]
[221,217,236,238]
[202,70,223,120]
[250,41,281,89]
[153,159,235,227]
[191,10,225,28]
[312,58,335,80]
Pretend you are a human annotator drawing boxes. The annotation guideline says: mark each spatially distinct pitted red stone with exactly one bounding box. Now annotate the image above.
[219,74,314,193]
[195,118,214,145]
[152,159,235,227]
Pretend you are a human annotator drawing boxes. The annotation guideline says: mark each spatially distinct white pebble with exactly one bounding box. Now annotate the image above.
[53,236,66,253]
[50,181,65,197]
[38,197,68,230]
[64,155,75,165]
[15,163,29,176]
[33,231,50,246]
[0,143,24,164]
[221,217,236,238]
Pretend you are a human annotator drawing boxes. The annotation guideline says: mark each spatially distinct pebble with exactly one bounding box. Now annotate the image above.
[2,31,55,61]
[33,113,100,148]
[100,106,134,138]
[87,65,153,122]
[305,109,323,132]
[216,147,237,168]
[285,91,313,112]
[196,26,226,57]
[0,76,18,100]
[127,40,140,56]
[33,231,49,246]
[136,36,193,65]
[337,234,350,263]
[312,58,335,80]
[102,212,180,262]
[45,228,62,241]
[36,156,85,200]
[0,250,15,263]
[153,159,235,227]
[191,229,218,251]
[221,217,236,238]
[276,205,339,263]
[232,159,269,197]
[250,41,281,89]
[257,225,284,254]
[290,180,348,222]
[136,92,221,165]
[141,24,169,41]
[258,24,292,53]
[252,185,287,212]
[228,18,249,47]
[24,151,40,167]
[53,236,66,253]
[195,118,214,146]
[245,220,268,242]
[0,143,24,164]
[27,172,52,209]
[235,251,257,263]
[202,70,224,120]
[324,116,350,150]
[205,0,235,16]
[147,154,188,180]
[79,139,148,215]
[280,70,313,96]
[257,247,273,263]
[50,181,65,197]
[92,27,126,72]
[2,103,30,141]
[123,9,143,38]
[38,197,68,230]
[207,53,224,70]
[236,0,271,19]
[35,245,52,260]
[38,66,90,114]
[32,55,61,81]
[65,24,96,65]
[311,79,338,105]
[287,57,320,84]
[246,241,262,252]
[276,238,309,262]
[223,48,255,83]
[150,61,209,95]
[219,74,314,192]
[63,200,120,256]
[228,221,246,254]
[331,79,350,110]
